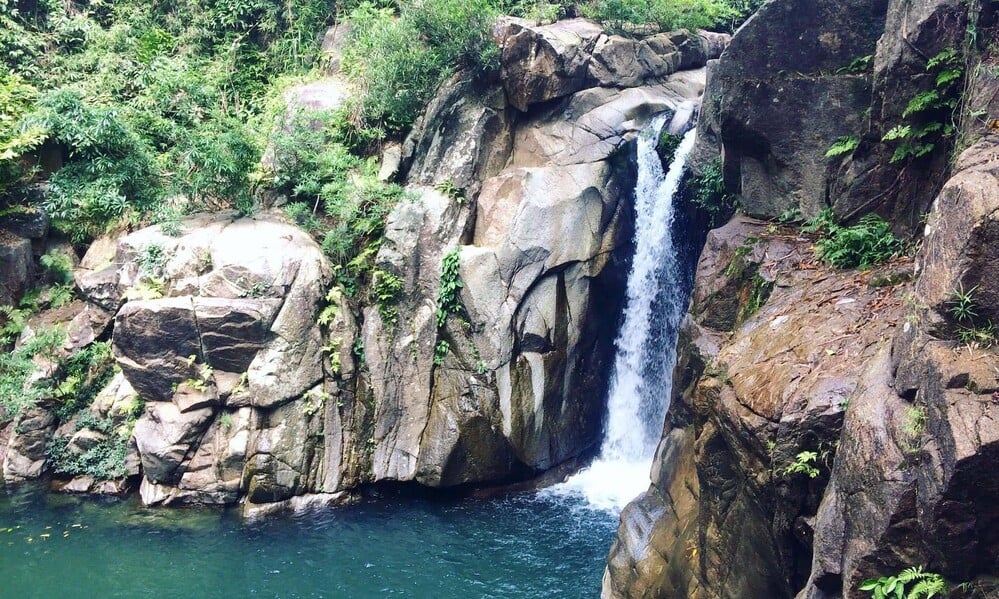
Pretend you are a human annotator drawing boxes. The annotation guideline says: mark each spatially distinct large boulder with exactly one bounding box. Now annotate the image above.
[797,99,999,598]
[83,212,335,505]
[2,402,58,481]
[713,0,889,219]
[496,17,604,111]
[320,63,711,491]
[495,17,727,112]
[603,221,911,598]
[0,230,33,307]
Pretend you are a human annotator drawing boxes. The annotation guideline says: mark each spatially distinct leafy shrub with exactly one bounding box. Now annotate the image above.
[39,250,75,284]
[1,0,334,238]
[341,4,448,132]
[0,73,44,195]
[268,107,406,279]
[880,48,963,163]
[51,340,116,421]
[177,114,259,208]
[0,328,66,419]
[342,0,502,132]
[860,566,947,599]
[808,212,903,269]
[46,418,133,481]
[25,89,159,241]
[688,158,736,225]
[581,0,736,34]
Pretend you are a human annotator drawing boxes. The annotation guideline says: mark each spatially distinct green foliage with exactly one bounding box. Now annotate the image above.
[436,248,464,328]
[860,566,947,599]
[949,284,980,323]
[372,269,405,326]
[177,115,259,208]
[25,89,159,241]
[137,243,168,277]
[805,211,903,269]
[267,107,406,287]
[433,339,451,365]
[0,305,31,345]
[0,73,44,195]
[902,406,927,453]
[580,0,737,35]
[498,0,572,23]
[435,179,467,204]
[1,0,336,240]
[947,284,996,346]
[825,136,860,159]
[46,401,140,481]
[50,341,116,422]
[39,250,74,284]
[0,328,66,419]
[837,54,873,74]
[784,450,821,479]
[881,48,963,164]
[342,0,501,132]
[737,273,772,323]
[657,131,683,166]
[689,158,735,225]
[302,389,329,417]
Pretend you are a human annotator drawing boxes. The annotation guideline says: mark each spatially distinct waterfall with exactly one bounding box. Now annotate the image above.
[547,116,698,512]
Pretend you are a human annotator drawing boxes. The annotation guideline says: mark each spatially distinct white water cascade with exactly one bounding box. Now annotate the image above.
[548,116,698,512]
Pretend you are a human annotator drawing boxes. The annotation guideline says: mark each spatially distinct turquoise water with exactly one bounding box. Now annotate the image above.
[0,484,617,598]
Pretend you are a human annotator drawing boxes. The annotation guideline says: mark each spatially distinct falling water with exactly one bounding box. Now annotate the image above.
[548,115,698,512]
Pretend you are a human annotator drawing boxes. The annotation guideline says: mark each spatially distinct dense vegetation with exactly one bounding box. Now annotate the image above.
[1,0,762,251]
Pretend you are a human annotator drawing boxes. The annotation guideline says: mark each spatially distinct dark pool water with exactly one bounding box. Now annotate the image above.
[0,484,617,598]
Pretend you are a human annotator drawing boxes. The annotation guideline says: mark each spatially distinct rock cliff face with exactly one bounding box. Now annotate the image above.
[0,18,728,514]
[604,0,999,597]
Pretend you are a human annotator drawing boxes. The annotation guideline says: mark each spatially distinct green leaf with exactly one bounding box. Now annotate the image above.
[903,90,940,118]
[825,136,859,158]
[882,125,912,142]
[935,68,962,87]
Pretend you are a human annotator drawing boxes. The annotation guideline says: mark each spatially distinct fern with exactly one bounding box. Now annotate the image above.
[860,566,947,599]
[882,125,912,142]
[926,48,959,70]
[903,90,940,118]
[935,68,963,87]
[825,136,859,158]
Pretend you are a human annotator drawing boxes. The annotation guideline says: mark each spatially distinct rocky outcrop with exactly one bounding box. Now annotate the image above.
[710,0,986,230]
[494,18,727,112]
[605,5,999,596]
[603,217,911,598]
[2,18,722,513]
[356,57,709,490]
[0,207,49,306]
[70,212,331,507]
[711,0,889,219]
[796,101,999,599]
